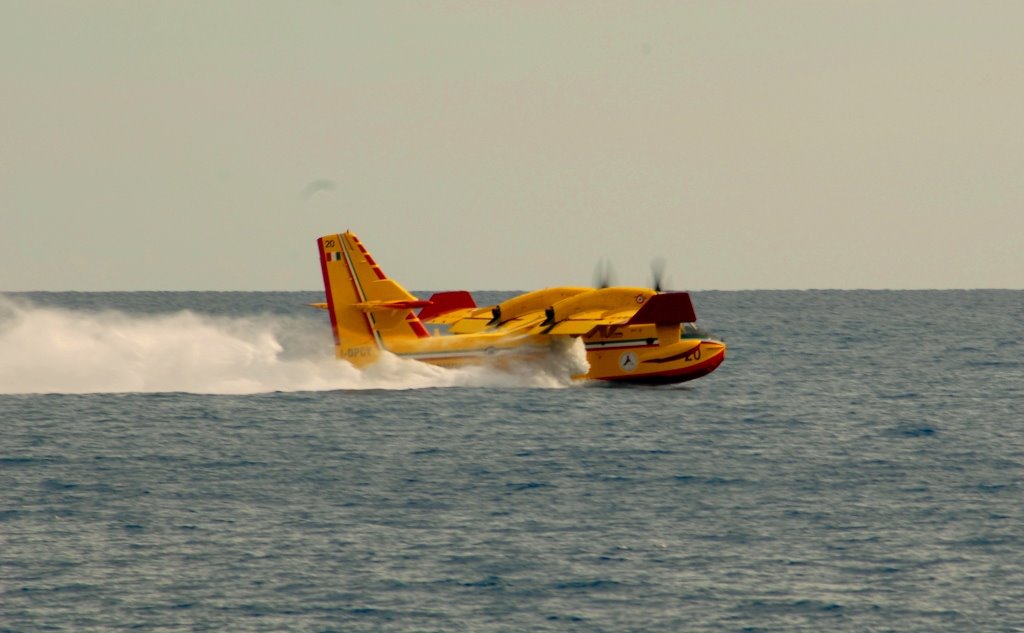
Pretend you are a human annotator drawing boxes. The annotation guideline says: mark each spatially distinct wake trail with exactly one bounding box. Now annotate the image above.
[0,298,587,395]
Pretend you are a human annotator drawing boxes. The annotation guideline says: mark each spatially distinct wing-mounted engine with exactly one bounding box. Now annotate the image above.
[539,287,658,334]
[441,287,590,335]
[488,287,591,327]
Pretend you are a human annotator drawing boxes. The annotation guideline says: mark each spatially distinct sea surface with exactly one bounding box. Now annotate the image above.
[1,290,1022,632]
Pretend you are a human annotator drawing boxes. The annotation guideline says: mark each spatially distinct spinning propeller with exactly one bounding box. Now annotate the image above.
[650,256,667,292]
[593,258,617,289]
[593,257,671,292]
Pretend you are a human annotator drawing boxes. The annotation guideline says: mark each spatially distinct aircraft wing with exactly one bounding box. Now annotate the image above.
[541,308,635,335]
[541,292,698,335]
[418,290,698,337]
[437,311,489,331]
[447,311,547,334]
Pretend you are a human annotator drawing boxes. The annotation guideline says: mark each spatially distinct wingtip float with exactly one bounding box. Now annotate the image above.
[315,230,725,385]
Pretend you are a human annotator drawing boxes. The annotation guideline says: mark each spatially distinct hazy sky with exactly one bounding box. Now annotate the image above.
[3,1,1022,291]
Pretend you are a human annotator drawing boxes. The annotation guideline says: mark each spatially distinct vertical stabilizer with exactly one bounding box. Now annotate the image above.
[318,231,429,364]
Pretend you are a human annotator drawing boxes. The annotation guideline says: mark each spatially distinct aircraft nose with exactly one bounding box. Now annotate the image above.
[704,339,726,363]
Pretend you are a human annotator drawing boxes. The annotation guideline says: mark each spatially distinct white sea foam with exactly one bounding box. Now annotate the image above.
[0,298,587,394]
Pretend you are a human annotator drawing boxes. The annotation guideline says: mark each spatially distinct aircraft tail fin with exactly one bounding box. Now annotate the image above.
[317,231,430,363]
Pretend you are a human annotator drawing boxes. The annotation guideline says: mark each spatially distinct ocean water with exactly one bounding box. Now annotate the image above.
[1,290,1022,632]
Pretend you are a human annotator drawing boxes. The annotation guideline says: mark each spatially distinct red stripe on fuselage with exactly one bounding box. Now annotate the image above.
[584,340,657,352]
[641,342,704,364]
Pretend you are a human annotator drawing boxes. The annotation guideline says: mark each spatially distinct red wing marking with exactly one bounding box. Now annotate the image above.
[418,291,477,320]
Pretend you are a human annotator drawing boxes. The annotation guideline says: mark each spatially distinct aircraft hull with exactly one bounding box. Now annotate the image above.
[587,341,726,384]
[380,334,725,385]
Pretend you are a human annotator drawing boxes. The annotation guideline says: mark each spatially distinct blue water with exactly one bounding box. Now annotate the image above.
[2,290,1022,631]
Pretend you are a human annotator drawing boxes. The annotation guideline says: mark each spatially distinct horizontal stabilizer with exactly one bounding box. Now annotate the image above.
[626,292,697,325]
[308,302,328,310]
[355,299,432,312]
[418,291,477,321]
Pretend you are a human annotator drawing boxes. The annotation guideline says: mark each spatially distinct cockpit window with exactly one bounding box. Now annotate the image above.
[681,322,713,340]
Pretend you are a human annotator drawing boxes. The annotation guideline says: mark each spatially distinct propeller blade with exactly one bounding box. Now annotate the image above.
[593,258,616,289]
[650,257,666,292]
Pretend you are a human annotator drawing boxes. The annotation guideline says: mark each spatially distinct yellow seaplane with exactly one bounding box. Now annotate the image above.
[313,230,726,385]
